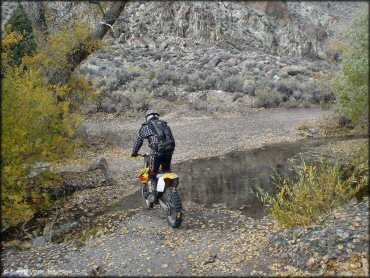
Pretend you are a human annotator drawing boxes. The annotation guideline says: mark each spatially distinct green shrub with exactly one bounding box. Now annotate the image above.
[332,13,368,124]
[1,64,79,230]
[255,155,368,228]
[6,5,36,63]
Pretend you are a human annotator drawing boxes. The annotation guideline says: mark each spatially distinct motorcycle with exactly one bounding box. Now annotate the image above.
[134,153,182,228]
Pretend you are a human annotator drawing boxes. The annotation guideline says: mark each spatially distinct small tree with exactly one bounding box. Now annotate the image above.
[1,1,128,231]
[333,13,369,124]
[6,5,36,64]
[1,24,97,230]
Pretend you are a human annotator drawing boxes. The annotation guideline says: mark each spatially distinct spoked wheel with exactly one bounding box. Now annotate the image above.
[163,187,182,228]
[142,184,153,209]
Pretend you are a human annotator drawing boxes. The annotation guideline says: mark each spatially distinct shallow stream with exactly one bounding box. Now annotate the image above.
[116,136,362,219]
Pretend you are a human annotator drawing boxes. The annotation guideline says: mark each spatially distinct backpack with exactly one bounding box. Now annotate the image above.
[148,119,175,154]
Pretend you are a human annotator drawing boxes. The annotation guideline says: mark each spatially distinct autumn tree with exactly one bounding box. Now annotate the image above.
[1,1,128,231]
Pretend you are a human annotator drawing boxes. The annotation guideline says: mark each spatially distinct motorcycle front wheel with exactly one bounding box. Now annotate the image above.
[163,187,182,228]
[142,183,153,209]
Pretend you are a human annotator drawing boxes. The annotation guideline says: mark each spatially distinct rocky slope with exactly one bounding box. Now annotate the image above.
[76,1,365,113]
[2,1,366,114]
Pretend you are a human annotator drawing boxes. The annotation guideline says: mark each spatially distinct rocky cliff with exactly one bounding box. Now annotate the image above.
[112,1,365,59]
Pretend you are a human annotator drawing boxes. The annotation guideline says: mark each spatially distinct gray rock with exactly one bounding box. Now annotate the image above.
[272,75,280,81]
[27,162,51,179]
[77,194,89,205]
[293,228,302,237]
[88,157,110,178]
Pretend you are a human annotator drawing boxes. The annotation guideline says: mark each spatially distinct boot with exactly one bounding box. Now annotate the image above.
[147,178,157,203]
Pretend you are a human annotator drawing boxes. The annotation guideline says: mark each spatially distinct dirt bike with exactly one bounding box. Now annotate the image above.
[133,153,182,228]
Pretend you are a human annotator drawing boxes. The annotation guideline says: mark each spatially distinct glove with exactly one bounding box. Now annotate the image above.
[130,153,138,158]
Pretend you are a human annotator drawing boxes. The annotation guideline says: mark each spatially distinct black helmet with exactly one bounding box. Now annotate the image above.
[145,109,160,121]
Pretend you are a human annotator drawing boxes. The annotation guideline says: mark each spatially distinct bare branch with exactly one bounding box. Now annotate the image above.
[100,21,116,38]
[52,2,74,30]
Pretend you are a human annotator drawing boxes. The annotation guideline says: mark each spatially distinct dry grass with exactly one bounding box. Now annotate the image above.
[256,153,368,227]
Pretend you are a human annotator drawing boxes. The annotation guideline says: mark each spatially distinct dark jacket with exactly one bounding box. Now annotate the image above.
[132,119,175,155]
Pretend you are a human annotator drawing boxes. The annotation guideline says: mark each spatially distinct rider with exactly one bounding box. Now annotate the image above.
[131,109,176,202]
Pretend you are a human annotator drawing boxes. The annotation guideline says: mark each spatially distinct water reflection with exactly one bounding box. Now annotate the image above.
[173,138,340,218]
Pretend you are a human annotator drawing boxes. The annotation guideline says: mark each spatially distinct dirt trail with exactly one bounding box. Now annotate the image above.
[81,107,332,184]
[3,108,340,276]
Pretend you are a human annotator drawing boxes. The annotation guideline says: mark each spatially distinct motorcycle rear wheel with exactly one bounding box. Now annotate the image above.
[164,187,182,228]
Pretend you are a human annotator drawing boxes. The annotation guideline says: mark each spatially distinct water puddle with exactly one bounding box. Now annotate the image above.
[112,135,365,220]
[172,136,364,218]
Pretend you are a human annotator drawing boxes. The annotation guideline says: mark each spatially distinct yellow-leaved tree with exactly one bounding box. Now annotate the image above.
[2,1,128,232]
[1,22,100,231]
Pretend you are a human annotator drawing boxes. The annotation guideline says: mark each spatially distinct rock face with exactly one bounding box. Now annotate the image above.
[3,1,364,58]
[113,1,364,58]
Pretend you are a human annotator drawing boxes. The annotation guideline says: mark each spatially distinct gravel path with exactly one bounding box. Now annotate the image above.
[2,199,368,276]
[4,107,368,277]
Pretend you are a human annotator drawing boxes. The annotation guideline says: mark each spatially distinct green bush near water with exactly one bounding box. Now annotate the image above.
[332,13,369,125]
[255,149,368,228]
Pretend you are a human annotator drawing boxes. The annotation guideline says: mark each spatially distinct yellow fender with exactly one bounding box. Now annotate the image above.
[163,173,179,180]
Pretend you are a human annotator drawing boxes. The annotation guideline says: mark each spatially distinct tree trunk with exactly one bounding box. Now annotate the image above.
[92,1,127,40]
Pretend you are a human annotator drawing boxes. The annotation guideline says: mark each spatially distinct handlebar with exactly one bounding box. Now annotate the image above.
[130,153,150,158]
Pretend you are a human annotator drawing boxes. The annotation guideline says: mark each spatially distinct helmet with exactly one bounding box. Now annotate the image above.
[145,109,160,121]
